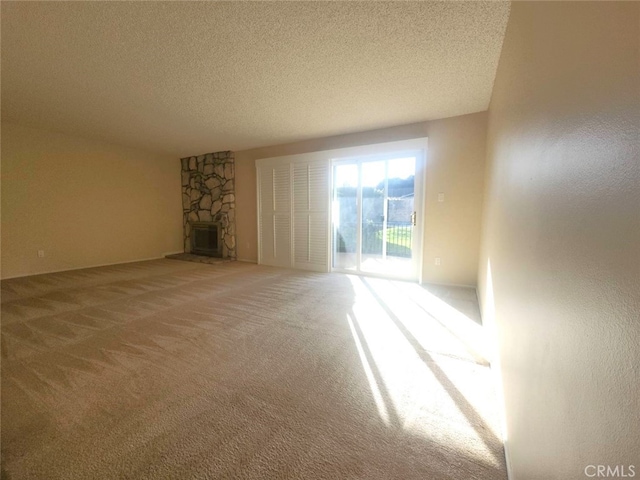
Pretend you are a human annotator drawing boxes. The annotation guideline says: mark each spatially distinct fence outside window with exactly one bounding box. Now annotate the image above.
[334,221,412,258]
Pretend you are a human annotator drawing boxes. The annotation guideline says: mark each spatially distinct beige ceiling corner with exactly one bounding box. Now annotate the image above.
[1,1,510,156]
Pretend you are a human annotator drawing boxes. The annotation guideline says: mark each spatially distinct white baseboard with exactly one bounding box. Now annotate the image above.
[420,280,477,289]
[504,439,514,480]
[1,254,180,280]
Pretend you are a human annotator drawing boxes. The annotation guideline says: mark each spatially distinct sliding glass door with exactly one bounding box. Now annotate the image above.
[332,152,422,280]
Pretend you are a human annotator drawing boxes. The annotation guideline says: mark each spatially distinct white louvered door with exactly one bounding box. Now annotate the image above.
[257,163,292,268]
[293,162,329,271]
[257,157,329,272]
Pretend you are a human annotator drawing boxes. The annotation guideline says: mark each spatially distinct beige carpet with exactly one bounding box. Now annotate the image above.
[1,260,507,479]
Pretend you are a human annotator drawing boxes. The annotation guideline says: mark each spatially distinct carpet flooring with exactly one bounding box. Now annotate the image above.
[1,259,507,479]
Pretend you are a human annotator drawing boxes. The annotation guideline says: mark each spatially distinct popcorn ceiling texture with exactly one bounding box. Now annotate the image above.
[181,152,236,259]
[1,1,510,156]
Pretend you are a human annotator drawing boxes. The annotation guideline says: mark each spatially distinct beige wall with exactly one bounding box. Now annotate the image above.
[478,2,640,479]
[422,114,487,286]
[1,123,183,278]
[236,112,487,286]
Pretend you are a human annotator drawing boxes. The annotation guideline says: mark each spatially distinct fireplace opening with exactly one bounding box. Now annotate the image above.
[191,222,222,257]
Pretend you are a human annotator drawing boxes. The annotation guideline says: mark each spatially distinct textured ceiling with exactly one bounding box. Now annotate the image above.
[1,2,510,157]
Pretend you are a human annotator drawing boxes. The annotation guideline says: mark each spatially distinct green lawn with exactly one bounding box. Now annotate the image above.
[336,224,413,257]
[379,225,412,248]
[375,225,412,257]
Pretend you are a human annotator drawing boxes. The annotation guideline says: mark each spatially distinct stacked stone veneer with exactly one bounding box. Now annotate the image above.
[180,151,236,259]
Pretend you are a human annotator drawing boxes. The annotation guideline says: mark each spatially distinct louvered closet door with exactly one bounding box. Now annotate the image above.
[293,162,329,272]
[258,164,292,267]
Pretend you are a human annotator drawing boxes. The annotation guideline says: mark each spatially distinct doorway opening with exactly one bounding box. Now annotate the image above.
[331,149,424,281]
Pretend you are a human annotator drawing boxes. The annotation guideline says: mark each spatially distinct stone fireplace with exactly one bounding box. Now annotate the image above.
[181,151,236,259]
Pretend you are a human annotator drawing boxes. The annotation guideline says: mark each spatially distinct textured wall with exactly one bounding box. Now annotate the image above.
[235,112,487,286]
[422,113,487,286]
[180,152,236,259]
[1,123,183,279]
[478,2,640,478]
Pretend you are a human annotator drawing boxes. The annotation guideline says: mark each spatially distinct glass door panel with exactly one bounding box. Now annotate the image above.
[331,153,419,280]
[383,156,416,278]
[332,164,358,271]
[360,161,387,274]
